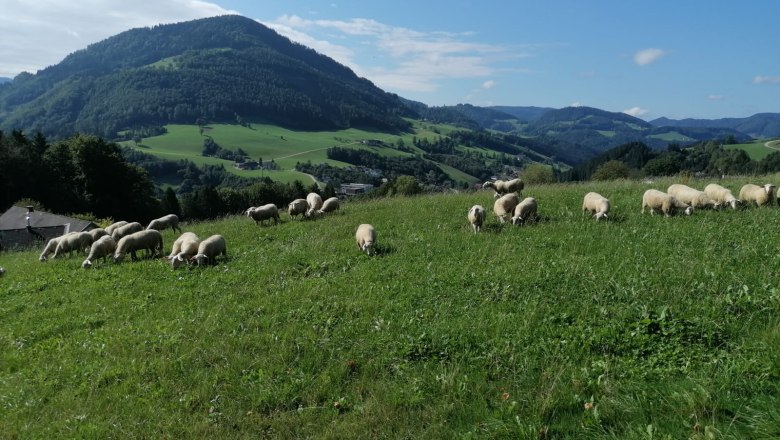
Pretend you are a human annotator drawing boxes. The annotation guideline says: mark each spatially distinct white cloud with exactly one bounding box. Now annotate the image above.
[753,75,780,84]
[633,48,666,66]
[570,101,581,107]
[482,80,496,89]
[623,106,648,117]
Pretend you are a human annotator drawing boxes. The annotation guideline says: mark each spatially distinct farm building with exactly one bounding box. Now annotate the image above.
[338,183,375,196]
[0,206,97,250]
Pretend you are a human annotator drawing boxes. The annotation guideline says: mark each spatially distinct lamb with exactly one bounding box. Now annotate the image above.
[288,198,308,220]
[493,193,521,223]
[53,232,94,258]
[190,234,227,266]
[667,184,719,210]
[467,205,486,233]
[39,232,76,262]
[739,183,776,207]
[146,214,182,234]
[511,197,539,226]
[306,192,323,217]
[112,222,143,241]
[704,183,741,210]
[641,189,693,217]
[82,235,117,269]
[113,230,164,263]
[104,221,128,235]
[482,178,524,199]
[168,232,201,269]
[247,204,280,225]
[355,224,376,256]
[582,192,610,220]
[317,197,340,215]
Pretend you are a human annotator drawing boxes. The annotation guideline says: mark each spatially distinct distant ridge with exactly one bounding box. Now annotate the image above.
[650,113,780,138]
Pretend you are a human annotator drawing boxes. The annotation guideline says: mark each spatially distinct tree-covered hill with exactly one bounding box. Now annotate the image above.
[0,15,413,138]
[651,113,780,139]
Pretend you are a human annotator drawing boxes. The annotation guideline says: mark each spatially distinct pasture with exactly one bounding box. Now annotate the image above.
[2,177,780,438]
[725,139,779,161]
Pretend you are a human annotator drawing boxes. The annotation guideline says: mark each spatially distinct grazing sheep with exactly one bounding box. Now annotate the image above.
[667,184,719,210]
[493,193,521,223]
[582,192,610,220]
[112,222,143,241]
[288,198,308,220]
[355,224,376,256]
[168,232,201,269]
[704,183,741,210]
[642,189,693,217]
[318,197,340,215]
[306,192,323,217]
[114,230,164,263]
[511,197,539,226]
[190,234,227,266]
[104,221,128,235]
[53,232,94,258]
[82,235,117,269]
[0,267,5,277]
[482,178,524,199]
[89,228,108,241]
[39,233,75,262]
[467,205,486,233]
[739,183,776,207]
[247,204,280,225]
[146,214,182,234]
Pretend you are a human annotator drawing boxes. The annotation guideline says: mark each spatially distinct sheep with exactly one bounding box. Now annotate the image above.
[493,193,521,223]
[667,184,720,210]
[112,222,143,241]
[317,197,340,215]
[168,232,201,269]
[355,224,376,256]
[467,205,486,233]
[39,232,76,262]
[82,235,117,269]
[704,183,741,210]
[247,204,280,225]
[511,197,539,226]
[113,230,163,263]
[641,189,693,217]
[306,192,323,217]
[482,178,524,199]
[0,267,5,277]
[288,198,308,220]
[190,234,227,266]
[88,228,108,241]
[582,192,610,220]
[104,221,128,235]
[739,183,776,207]
[146,214,182,234]
[53,232,93,258]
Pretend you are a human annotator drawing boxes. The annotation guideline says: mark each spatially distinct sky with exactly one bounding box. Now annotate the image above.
[1,0,778,120]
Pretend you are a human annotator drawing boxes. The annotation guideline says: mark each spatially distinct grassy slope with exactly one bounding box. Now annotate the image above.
[3,177,780,438]
[725,139,779,161]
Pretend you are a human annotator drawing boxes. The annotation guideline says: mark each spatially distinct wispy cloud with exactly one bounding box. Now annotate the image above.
[482,80,496,89]
[753,75,780,84]
[633,48,666,66]
[624,106,648,117]
[708,94,725,101]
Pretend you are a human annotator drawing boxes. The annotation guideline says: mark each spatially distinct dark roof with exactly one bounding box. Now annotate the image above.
[0,206,96,250]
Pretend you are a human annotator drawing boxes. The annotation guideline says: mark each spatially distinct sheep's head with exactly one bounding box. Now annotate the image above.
[764,184,776,194]
[82,260,93,269]
[39,255,47,262]
[684,206,694,216]
[361,242,375,256]
[595,212,608,221]
[113,253,125,263]
[0,267,5,276]
[511,216,523,226]
[191,254,208,266]
[171,254,187,269]
[482,181,495,189]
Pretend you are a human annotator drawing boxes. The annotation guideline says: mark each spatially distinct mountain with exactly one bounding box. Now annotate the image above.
[488,106,554,122]
[0,77,11,84]
[650,113,780,138]
[0,15,413,138]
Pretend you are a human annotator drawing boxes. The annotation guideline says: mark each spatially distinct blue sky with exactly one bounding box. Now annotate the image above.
[1,0,778,120]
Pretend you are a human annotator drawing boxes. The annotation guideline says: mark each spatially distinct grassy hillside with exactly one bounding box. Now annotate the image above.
[3,178,780,438]
[725,139,779,161]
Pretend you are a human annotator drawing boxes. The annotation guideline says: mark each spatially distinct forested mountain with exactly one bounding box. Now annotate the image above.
[488,106,554,122]
[650,113,780,138]
[0,15,413,138]
[0,77,11,84]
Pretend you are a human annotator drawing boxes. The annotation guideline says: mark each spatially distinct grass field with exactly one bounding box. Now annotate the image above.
[725,139,779,161]
[3,177,780,438]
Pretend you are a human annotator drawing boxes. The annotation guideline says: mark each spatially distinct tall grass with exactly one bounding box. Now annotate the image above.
[2,177,780,438]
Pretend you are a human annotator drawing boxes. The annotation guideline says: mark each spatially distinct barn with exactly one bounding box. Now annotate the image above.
[0,206,97,251]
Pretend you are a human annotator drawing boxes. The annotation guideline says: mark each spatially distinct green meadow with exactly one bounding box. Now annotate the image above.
[2,177,780,438]
[725,139,779,161]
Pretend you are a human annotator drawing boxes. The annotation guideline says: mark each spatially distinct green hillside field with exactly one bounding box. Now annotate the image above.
[725,139,779,161]
[3,177,780,438]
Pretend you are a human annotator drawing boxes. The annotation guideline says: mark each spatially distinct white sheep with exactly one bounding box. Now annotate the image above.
[482,178,524,199]
[582,192,610,220]
[114,230,164,263]
[89,228,108,241]
[53,232,93,258]
[168,232,201,269]
[112,222,144,241]
[82,235,117,269]
[355,224,376,256]
[0,267,5,277]
[247,204,280,225]
[467,205,486,233]
[146,214,182,234]
[667,184,719,210]
[104,221,128,235]
[306,192,323,217]
[704,183,741,210]
[493,193,521,223]
[317,197,340,215]
[739,183,776,207]
[642,189,693,217]
[190,234,227,266]
[511,197,539,226]
[39,232,75,262]
[288,198,308,220]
